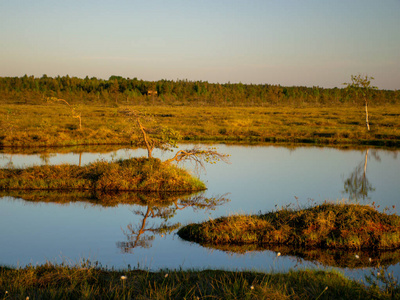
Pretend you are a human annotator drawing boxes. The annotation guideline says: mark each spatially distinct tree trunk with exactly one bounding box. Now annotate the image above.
[137,118,152,158]
[364,149,369,175]
[365,99,370,131]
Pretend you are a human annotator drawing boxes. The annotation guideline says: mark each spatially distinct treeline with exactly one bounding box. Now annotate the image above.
[0,75,399,106]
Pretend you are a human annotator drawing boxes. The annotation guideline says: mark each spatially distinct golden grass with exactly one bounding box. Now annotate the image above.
[0,157,206,192]
[1,263,398,299]
[1,103,400,147]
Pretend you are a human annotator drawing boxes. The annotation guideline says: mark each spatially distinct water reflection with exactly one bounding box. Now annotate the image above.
[341,148,397,203]
[188,242,400,269]
[0,144,399,280]
[0,189,229,254]
[343,149,375,202]
[0,189,228,208]
[38,152,83,166]
[0,145,139,168]
[0,144,130,155]
[117,194,229,253]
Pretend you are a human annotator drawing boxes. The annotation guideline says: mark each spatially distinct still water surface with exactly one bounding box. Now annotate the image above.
[0,145,399,281]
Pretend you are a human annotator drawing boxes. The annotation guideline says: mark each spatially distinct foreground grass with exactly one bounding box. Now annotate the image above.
[178,202,400,250]
[0,157,205,192]
[0,263,398,299]
[1,104,400,147]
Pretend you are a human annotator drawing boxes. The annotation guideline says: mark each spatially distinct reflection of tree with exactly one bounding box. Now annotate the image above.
[1,153,14,168]
[39,153,56,164]
[343,149,379,201]
[0,145,135,155]
[116,194,229,253]
[117,205,181,252]
[0,190,228,253]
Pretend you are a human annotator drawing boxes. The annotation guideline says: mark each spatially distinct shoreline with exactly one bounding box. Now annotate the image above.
[1,263,397,299]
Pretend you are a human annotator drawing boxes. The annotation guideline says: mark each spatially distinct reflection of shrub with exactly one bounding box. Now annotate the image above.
[178,202,400,250]
[0,190,228,211]
[194,242,400,269]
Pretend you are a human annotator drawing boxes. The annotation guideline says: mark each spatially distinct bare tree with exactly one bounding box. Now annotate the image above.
[122,108,230,168]
[122,109,180,158]
[164,146,230,171]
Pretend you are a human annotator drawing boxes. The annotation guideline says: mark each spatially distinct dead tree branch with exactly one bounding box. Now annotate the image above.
[164,146,230,170]
[47,97,82,130]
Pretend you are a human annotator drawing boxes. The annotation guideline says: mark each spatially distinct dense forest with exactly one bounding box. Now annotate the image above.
[0,75,399,106]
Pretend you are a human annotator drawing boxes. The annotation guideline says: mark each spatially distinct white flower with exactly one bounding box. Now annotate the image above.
[120,275,127,280]
[165,273,168,278]
[355,254,359,259]
[276,252,281,257]
[250,285,254,290]
[369,257,372,262]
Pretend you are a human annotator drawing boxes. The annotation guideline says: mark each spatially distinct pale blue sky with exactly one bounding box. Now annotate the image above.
[1,0,399,89]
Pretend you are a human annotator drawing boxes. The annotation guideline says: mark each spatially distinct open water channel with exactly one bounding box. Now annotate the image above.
[0,144,399,282]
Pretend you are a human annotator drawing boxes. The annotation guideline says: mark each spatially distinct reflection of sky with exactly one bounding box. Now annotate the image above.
[0,145,399,281]
[2,145,398,211]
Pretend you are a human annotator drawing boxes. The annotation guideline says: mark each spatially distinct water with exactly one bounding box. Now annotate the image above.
[0,144,399,281]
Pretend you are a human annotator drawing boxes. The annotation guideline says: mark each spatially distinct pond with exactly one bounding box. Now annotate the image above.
[0,144,399,281]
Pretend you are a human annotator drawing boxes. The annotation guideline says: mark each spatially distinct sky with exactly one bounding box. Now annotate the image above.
[0,0,399,90]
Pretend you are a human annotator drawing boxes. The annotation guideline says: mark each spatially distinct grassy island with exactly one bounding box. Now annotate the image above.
[0,157,205,192]
[178,203,400,250]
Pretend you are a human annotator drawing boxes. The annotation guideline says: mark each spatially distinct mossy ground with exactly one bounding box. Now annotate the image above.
[0,157,205,192]
[178,202,400,250]
[0,262,398,299]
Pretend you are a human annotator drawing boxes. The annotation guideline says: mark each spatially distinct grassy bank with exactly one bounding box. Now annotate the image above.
[0,263,398,299]
[178,202,400,250]
[0,157,205,192]
[1,104,400,147]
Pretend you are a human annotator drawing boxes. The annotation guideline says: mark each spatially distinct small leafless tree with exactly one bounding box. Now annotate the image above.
[122,109,180,158]
[47,97,82,130]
